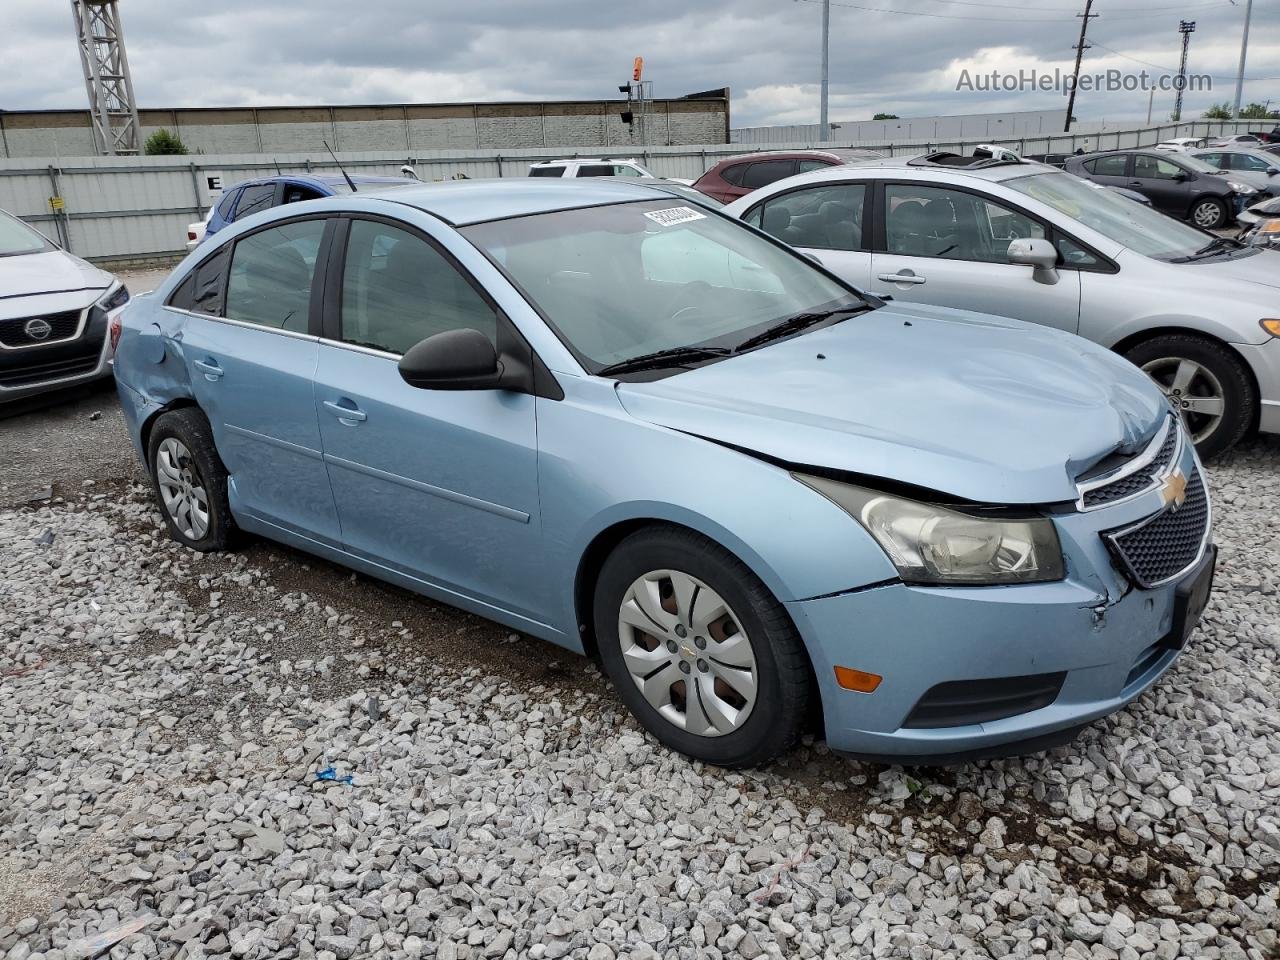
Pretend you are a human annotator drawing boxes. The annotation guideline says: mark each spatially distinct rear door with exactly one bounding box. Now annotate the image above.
[869,182,1081,333]
[1130,154,1191,215]
[1080,154,1131,189]
[173,216,341,544]
[312,216,545,621]
[743,181,873,289]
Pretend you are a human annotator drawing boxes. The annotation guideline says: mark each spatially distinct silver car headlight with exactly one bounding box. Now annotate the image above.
[794,474,1065,585]
[1227,181,1257,195]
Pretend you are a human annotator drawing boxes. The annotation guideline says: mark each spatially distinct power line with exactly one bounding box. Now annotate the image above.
[1089,39,1280,80]
[914,0,1237,11]
[792,0,1248,21]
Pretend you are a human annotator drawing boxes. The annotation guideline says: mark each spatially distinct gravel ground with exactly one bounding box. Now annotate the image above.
[1,340,1278,958]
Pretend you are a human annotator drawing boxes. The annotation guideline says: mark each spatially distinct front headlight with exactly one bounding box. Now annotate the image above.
[1228,181,1257,195]
[795,474,1065,585]
[95,282,130,313]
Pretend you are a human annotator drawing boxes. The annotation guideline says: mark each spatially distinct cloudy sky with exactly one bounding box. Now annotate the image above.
[2,0,1277,128]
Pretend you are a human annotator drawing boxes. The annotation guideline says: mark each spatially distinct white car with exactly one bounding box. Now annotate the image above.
[1209,134,1262,148]
[186,207,213,251]
[0,208,129,405]
[1155,137,1208,152]
[723,152,1280,457]
[529,158,660,179]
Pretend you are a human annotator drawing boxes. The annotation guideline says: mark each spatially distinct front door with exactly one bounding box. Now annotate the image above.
[313,217,545,621]
[174,217,342,544]
[746,181,873,289]
[869,182,1081,334]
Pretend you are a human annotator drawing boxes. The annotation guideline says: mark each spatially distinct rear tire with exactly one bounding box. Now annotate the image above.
[593,526,813,767]
[1124,334,1255,459]
[147,408,236,552]
[1189,197,1229,230]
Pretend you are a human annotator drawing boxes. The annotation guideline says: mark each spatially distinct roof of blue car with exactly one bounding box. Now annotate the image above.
[239,173,415,189]
[369,178,675,226]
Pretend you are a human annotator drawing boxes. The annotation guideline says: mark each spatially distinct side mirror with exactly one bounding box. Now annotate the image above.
[1007,238,1060,286]
[1173,171,1190,182]
[398,328,504,390]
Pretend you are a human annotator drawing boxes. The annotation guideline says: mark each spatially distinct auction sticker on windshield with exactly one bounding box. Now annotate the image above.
[645,206,707,227]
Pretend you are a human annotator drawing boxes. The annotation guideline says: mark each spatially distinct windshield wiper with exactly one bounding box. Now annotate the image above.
[1180,235,1244,261]
[597,345,733,376]
[732,304,867,354]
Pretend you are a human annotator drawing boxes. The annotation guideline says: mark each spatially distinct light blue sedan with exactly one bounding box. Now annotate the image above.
[112,179,1215,767]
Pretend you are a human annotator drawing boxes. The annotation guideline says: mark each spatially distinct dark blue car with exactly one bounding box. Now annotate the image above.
[205,174,416,240]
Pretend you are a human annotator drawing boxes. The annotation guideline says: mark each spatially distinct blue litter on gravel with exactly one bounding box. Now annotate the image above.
[316,767,354,785]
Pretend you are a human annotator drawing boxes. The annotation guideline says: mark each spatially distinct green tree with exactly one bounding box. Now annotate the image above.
[1240,102,1279,120]
[1201,102,1232,120]
[144,129,189,155]
[872,112,900,120]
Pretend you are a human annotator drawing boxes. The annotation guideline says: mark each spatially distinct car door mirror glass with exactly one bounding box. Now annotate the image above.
[1007,238,1060,285]
[398,328,502,390]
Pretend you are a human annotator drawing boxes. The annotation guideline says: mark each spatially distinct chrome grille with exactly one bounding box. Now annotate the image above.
[1105,469,1210,588]
[0,308,84,348]
[1079,417,1179,510]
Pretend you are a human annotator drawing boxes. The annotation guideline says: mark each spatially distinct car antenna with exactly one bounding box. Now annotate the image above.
[323,140,357,192]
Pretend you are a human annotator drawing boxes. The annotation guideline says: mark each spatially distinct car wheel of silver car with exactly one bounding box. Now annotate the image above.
[593,526,813,767]
[1125,334,1256,459]
[1190,198,1229,230]
[147,407,236,552]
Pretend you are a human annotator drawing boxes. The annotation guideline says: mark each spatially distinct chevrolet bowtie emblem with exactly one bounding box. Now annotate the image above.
[1161,470,1188,510]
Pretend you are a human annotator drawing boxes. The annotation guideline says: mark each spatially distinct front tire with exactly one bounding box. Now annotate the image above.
[1124,334,1255,459]
[147,408,236,552]
[593,526,813,767]
[1190,197,1229,230]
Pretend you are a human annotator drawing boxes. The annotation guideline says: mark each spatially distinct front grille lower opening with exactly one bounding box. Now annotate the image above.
[902,671,1067,729]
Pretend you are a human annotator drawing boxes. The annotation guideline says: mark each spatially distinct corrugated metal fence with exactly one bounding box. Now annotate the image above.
[0,119,1263,264]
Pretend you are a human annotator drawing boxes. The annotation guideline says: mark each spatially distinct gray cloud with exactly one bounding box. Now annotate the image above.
[2,0,1276,129]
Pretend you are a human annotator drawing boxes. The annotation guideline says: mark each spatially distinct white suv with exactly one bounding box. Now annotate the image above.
[528,158,658,179]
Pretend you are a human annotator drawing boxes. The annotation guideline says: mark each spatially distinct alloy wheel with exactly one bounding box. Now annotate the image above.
[1141,356,1226,444]
[616,569,758,738]
[155,437,210,540]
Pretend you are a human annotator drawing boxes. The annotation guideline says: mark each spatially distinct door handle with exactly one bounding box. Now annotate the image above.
[192,358,223,381]
[323,399,367,424]
[877,271,927,285]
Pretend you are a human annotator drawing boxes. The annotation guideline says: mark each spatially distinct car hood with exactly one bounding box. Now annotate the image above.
[0,249,112,300]
[616,303,1167,505]
[1189,248,1280,291]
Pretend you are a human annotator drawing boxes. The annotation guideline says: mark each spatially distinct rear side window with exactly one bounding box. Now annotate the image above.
[529,166,563,177]
[232,183,276,222]
[215,190,239,220]
[740,161,795,189]
[755,183,866,251]
[719,163,748,187]
[224,219,326,333]
[1085,155,1128,176]
[190,246,230,316]
[576,164,615,177]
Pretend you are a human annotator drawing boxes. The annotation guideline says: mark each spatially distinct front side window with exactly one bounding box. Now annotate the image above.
[1134,156,1185,180]
[1006,172,1229,262]
[612,164,646,177]
[224,219,325,333]
[797,159,832,173]
[282,185,325,204]
[340,220,497,355]
[1086,155,1128,177]
[1233,153,1274,172]
[462,200,863,370]
[232,183,276,222]
[884,185,1044,263]
[755,184,866,251]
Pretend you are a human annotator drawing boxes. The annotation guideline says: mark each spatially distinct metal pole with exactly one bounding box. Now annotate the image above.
[1173,21,1196,123]
[1064,0,1096,133]
[1232,0,1253,119]
[819,0,831,142]
[1147,88,1155,124]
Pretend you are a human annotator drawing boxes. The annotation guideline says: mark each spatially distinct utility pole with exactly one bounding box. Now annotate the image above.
[1063,0,1097,133]
[819,0,831,141]
[71,0,141,155]
[1173,20,1196,123]
[1232,0,1253,119]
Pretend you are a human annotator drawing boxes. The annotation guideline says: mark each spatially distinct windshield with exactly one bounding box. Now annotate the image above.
[1006,172,1222,261]
[0,211,53,257]
[462,200,863,372]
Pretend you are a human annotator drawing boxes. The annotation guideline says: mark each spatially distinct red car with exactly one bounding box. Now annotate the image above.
[691,149,882,204]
